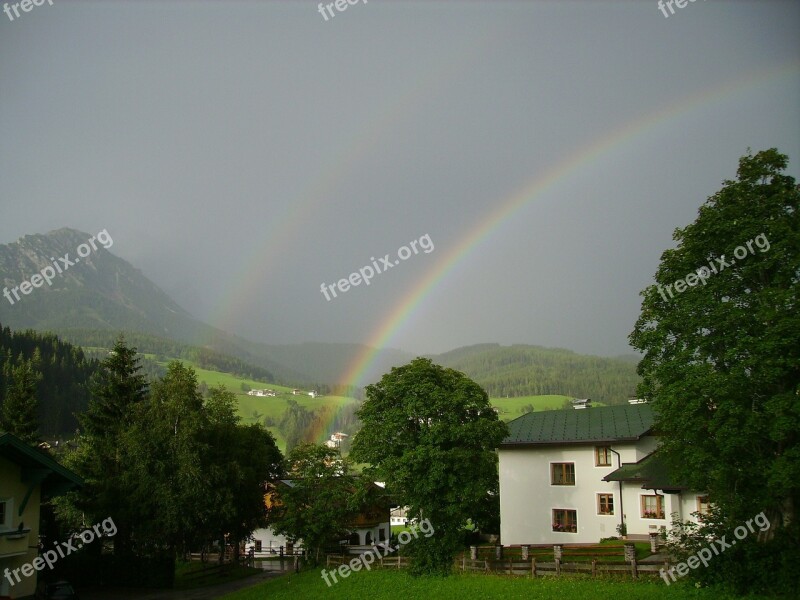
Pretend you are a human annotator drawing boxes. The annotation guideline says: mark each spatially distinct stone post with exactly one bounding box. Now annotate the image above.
[623,543,636,562]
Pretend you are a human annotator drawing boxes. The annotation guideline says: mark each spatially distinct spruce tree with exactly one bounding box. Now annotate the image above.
[1,359,41,444]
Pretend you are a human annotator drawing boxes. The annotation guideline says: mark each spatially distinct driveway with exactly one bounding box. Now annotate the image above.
[79,569,285,600]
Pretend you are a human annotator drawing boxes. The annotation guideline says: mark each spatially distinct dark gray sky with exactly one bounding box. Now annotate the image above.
[2,0,799,357]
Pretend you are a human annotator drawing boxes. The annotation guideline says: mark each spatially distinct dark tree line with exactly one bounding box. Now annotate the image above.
[266,398,362,453]
[54,336,284,584]
[0,323,97,436]
[434,344,640,403]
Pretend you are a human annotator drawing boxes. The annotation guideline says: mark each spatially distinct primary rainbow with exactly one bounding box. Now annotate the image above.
[339,61,800,390]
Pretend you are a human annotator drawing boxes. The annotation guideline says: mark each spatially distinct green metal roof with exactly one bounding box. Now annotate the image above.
[603,450,688,491]
[501,403,654,446]
[0,431,83,498]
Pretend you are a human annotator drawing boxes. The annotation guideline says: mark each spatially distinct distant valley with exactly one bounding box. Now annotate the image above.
[0,227,642,446]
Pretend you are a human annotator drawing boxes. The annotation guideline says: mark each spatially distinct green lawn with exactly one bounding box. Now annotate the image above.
[219,567,758,600]
[490,395,574,420]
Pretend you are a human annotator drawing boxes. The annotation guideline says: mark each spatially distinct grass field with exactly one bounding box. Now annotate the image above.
[491,395,574,420]
[152,359,358,451]
[219,567,756,600]
[154,359,598,449]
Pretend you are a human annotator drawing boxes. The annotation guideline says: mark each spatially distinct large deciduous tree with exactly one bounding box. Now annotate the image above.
[630,149,799,594]
[202,385,283,561]
[268,443,359,565]
[350,357,509,575]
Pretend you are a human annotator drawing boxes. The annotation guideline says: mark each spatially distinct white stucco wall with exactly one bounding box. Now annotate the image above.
[499,436,659,545]
[621,486,706,537]
[499,435,707,545]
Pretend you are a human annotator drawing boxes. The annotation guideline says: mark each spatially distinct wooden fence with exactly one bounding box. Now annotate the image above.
[326,543,668,580]
[325,554,411,569]
[456,556,667,579]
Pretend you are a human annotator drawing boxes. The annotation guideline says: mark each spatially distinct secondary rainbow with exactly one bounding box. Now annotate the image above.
[205,36,496,339]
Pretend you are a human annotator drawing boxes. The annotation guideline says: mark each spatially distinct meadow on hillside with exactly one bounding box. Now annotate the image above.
[164,360,599,450]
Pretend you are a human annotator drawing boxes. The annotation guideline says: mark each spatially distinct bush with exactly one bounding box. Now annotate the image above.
[665,511,800,596]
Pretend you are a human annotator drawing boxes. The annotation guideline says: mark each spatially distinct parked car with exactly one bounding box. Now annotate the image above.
[35,580,79,600]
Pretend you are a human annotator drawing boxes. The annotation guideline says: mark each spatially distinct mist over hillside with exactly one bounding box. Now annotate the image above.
[0,228,640,400]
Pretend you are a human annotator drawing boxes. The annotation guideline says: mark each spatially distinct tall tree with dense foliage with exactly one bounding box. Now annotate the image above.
[1,357,42,444]
[124,360,210,556]
[350,357,509,575]
[82,335,149,437]
[59,336,149,554]
[268,444,359,565]
[201,385,283,560]
[630,149,800,595]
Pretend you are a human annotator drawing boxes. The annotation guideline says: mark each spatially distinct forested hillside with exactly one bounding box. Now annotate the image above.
[59,329,283,383]
[0,323,98,435]
[433,344,640,404]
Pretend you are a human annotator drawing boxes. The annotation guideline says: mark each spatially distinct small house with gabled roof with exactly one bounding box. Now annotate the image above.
[1,431,83,599]
[499,403,706,544]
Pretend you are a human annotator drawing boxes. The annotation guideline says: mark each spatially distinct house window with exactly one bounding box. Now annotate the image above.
[697,496,710,516]
[595,446,612,467]
[552,509,577,533]
[551,463,575,485]
[255,540,262,552]
[597,494,614,515]
[641,495,665,519]
[0,501,6,528]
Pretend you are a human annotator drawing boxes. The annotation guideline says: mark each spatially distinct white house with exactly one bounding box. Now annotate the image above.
[248,389,278,397]
[247,527,296,556]
[390,506,409,527]
[251,479,391,557]
[324,432,349,449]
[499,402,706,545]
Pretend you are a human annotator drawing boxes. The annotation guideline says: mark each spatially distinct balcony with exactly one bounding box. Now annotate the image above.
[0,528,31,558]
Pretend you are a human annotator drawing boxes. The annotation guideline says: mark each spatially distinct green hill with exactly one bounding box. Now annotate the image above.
[1,229,642,411]
[0,228,411,388]
[432,344,640,405]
